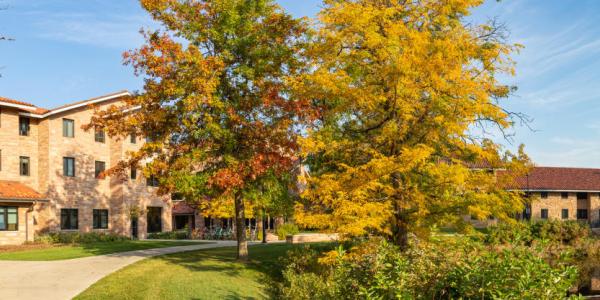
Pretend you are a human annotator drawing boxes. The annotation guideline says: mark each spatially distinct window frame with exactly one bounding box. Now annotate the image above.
[540,192,548,199]
[540,208,548,219]
[62,118,75,138]
[94,161,106,179]
[561,209,569,220]
[0,206,18,231]
[561,192,569,199]
[92,209,109,229]
[130,168,137,180]
[19,156,30,176]
[60,208,78,230]
[94,129,105,143]
[63,157,75,177]
[147,175,159,187]
[130,133,136,144]
[577,192,588,200]
[577,209,588,220]
[19,116,30,136]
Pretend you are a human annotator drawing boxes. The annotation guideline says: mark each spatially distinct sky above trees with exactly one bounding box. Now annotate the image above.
[1,0,600,167]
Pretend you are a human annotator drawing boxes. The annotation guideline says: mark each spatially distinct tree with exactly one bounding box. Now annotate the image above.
[292,0,530,248]
[86,0,316,260]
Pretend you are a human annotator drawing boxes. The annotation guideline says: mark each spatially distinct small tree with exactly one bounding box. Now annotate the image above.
[293,0,530,247]
[86,0,315,260]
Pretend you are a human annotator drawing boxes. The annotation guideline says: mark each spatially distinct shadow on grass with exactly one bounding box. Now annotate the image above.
[155,242,337,298]
[77,241,210,257]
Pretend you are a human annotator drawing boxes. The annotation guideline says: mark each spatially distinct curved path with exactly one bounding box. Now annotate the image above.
[0,240,242,300]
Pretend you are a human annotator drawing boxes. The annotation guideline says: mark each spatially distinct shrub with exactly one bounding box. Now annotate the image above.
[147,230,189,240]
[277,223,299,240]
[485,220,589,246]
[279,238,580,299]
[34,232,128,244]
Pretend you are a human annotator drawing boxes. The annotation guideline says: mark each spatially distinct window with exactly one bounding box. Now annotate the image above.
[147,175,159,187]
[95,161,106,178]
[561,192,569,199]
[60,209,78,230]
[577,192,588,200]
[562,209,569,220]
[540,192,548,199]
[19,117,30,136]
[171,192,184,201]
[147,207,162,233]
[62,119,74,138]
[63,157,75,177]
[20,156,30,176]
[93,209,108,229]
[540,209,548,219]
[130,133,136,144]
[130,168,137,180]
[0,207,18,231]
[577,209,588,220]
[95,129,105,143]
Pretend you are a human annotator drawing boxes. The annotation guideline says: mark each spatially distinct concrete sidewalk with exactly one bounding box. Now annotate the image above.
[0,240,240,300]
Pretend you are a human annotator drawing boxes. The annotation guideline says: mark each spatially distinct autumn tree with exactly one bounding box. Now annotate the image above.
[293,0,530,248]
[86,0,315,260]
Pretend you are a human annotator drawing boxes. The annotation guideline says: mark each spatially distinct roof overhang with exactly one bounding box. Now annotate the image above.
[17,91,132,119]
[0,198,49,203]
[509,189,600,193]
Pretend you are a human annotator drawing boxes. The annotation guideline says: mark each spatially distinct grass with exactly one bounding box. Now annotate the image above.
[0,240,209,261]
[76,243,332,300]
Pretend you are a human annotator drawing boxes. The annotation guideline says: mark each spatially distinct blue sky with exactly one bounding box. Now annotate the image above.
[1,0,600,167]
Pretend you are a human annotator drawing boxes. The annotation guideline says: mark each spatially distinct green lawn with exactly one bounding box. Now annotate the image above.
[76,243,331,300]
[0,240,209,261]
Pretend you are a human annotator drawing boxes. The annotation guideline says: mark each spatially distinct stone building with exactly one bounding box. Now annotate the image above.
[511,166,600,226]
[0,91,185,245]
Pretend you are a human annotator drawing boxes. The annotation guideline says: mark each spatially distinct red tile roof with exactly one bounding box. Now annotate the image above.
[172,201,197,214]
[0,90,129,117]
[0,181,45,201]
[0,96,37,107]
[509,167,600,191]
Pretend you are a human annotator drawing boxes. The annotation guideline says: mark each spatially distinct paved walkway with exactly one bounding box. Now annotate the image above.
[0,240,241,300]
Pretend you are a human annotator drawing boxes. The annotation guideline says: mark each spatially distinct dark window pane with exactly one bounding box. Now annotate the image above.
[540,192,548,199]
[561,192,569,199]
[541,209,548,219]
[577,193,588,200]
[60,209,78,230]
[130,133,136,144]
[19,117,30,136]
[147,207,162,233]
[577,209,588,220]
[130,168,137,180]
[95,161,106,178]
[93,209,108,229]
[20,156,30,176]
[147,175,159,187]
[562,209,569,220]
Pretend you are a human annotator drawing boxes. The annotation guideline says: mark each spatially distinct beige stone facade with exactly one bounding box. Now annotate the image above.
[0,92,175,244]
[528,191,600,225]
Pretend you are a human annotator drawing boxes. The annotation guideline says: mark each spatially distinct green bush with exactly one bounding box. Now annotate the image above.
[147,230,189,240]
[35,232,129,244]
[485,220,589,245]
[277,223,299,240]
[279,238,580,299]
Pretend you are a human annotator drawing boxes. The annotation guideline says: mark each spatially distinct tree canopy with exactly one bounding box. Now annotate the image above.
[86,0,316,260]
[292,0,530,246]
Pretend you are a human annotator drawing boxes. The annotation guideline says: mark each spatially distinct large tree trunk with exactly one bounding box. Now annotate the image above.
[391,172,409,250]
[261,208,267,244]
[234,192,248,261]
